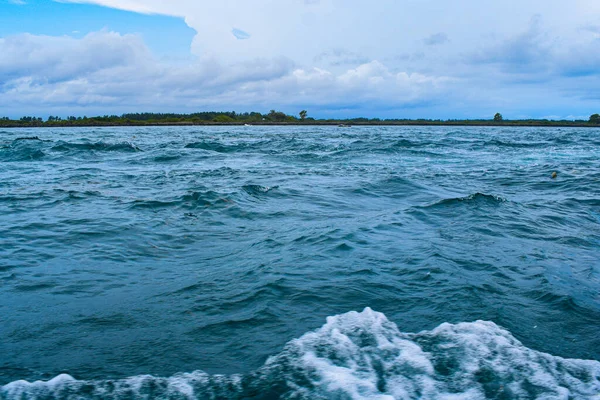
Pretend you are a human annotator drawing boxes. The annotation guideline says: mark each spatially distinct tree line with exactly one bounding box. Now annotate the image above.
[1,111,599,127]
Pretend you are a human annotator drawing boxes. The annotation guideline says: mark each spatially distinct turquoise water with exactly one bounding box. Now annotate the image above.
[1,126,599,399]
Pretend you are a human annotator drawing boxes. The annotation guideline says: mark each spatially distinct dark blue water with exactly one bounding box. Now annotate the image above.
[1,126,599,399]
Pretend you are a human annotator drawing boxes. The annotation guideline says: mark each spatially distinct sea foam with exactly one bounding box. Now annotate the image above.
[2,308,599,399]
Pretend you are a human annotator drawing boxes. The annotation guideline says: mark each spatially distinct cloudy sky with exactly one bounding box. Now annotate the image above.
[1,0,599,119]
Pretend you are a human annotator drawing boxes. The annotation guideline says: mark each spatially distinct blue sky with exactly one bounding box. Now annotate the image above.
[0,0,194,56]
[1,0,599,119]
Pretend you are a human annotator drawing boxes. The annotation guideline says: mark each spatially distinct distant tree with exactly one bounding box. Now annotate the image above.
[590,114,600,124]
[494,113,503,122]
[267,110,288,122]
[213,115,235,123]
[248,112,263,122]
[299,110,308,121]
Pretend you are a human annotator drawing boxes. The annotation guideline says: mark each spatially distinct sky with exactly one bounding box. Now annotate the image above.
[1,0,599,119]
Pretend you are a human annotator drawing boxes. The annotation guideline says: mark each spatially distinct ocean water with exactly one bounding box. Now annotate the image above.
[0,126,599,399]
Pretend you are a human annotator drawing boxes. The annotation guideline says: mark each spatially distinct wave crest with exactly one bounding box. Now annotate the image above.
[3,309,599,399]
[424,193,508,209]
[52,141,141,153]
[242,185,278,196]
[0,139,47,161]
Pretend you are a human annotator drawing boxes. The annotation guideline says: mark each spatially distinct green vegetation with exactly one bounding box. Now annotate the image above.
[0,110,599,128]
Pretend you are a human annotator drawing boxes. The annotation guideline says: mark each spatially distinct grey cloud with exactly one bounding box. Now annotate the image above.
[467,16,600,82]
[580,25,600,34]
[386,52,426,63]
[314,48,370,66]
[424,33,449,46]
[469,16,550,73]
[555,41,600,78]
[0,31,151,85]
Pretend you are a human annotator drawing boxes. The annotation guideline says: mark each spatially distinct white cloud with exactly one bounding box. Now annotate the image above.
[2,0,600,117]
[57,0,600,62]
[0,31,455,116]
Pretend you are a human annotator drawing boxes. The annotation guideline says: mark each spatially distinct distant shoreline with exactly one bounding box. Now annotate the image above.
[4,110,599,128]
[1,121,599,128]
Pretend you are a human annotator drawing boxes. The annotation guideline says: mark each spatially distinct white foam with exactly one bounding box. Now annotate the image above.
[276,308,600,399]
[2,308,599,399]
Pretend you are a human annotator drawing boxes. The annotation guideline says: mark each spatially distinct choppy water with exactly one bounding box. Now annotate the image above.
[1,126,599,399]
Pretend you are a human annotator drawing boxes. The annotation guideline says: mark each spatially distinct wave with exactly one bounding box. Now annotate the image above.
[152,154,182,163]
[481,139,546,149]
[130,185,281,210]
[13,136,48,142]
[130,190,234,210]
[423,193,508,209]
[185,141,246,153]
[242,185,278,196]
[181,190,233,208]
[351,176,423,200]
[0,139,47,161]
[3,309,598,399]
[51,141,141,153]
[392,138,427,148]
[0,139,141,161]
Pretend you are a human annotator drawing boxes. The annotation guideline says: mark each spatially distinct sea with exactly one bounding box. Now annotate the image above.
[0,126,599,399]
